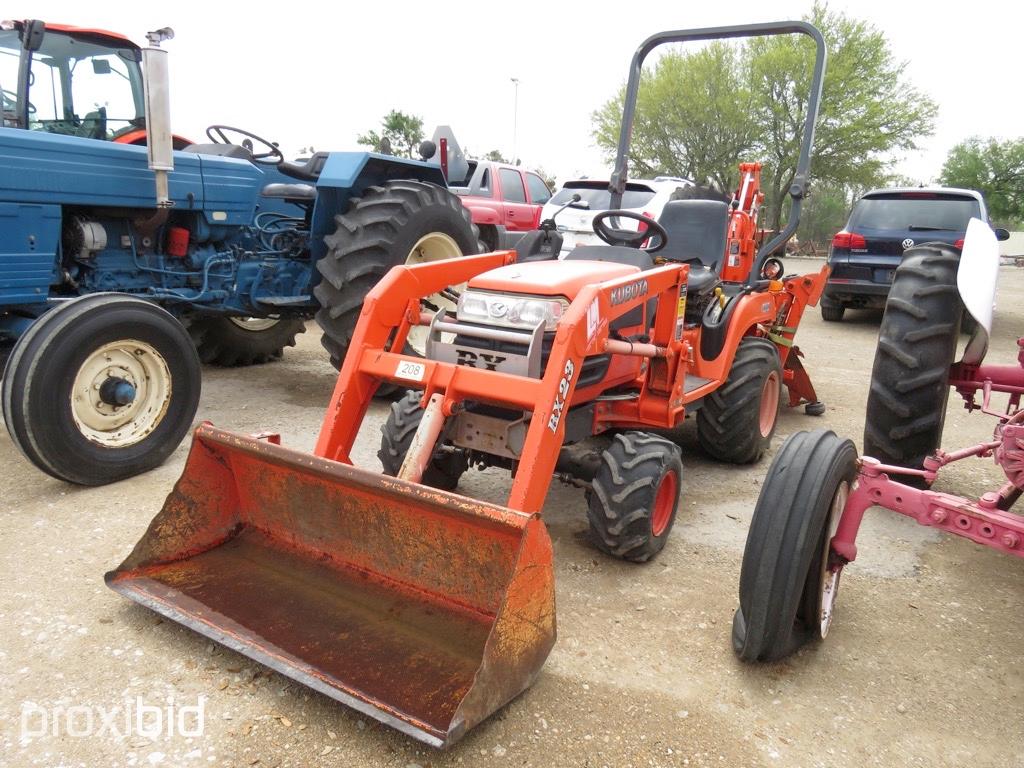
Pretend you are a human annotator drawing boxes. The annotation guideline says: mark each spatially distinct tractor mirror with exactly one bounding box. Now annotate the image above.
[993,227,1010,242]
[92,59,112,75]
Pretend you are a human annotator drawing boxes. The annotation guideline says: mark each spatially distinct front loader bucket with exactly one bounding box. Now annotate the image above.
[105,425,555,748]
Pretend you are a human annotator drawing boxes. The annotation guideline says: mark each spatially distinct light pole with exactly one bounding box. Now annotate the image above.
[510,77,519,164]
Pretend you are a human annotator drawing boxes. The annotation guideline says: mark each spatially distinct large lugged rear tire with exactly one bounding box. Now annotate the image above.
[733,430,858,662]
[2,294,201,485]
[314,180,479,370]
[863,245,962,474]
[697,336,782,464]
[586,432,683,563]
[378,390,467,490]
[188,316,306,366]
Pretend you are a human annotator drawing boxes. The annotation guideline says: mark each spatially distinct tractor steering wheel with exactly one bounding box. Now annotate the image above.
[592,210,668,253]
[206,124,284,165]
[2,88,35,116]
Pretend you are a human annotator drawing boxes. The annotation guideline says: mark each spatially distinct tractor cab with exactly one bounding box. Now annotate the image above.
[0,20,148,143]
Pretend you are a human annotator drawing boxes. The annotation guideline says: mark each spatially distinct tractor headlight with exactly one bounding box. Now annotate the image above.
[457,291,568,331]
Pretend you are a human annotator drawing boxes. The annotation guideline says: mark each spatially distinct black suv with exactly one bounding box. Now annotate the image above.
[821,187,992,321]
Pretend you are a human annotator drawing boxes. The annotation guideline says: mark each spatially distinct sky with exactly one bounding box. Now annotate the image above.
[18,0,1024,187]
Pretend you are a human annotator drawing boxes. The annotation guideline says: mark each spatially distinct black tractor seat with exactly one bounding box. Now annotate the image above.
[261,183,317,202]
[656,199,730,295]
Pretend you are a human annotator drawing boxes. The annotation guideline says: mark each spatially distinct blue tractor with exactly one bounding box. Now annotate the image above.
[0,20,480,485]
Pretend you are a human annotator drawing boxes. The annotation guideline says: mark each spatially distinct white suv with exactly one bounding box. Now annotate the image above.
[541,177,695,255]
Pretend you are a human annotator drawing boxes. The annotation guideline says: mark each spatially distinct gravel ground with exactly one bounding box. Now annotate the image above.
[2,262,1022,768]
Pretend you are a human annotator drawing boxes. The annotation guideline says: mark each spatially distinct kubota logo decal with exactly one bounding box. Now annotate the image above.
[609,279,648,306]
[455,349,508,371]
[547,360,575,433]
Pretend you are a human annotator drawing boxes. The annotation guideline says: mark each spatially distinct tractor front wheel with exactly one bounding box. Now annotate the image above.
[733,430,858,662]
[697,336,782,464]
[378,390,468,490]
[863,245,962,478]
[188,316,306,366]
[314,180,480,371]
[586,432,683,563]
[2,294,201,485]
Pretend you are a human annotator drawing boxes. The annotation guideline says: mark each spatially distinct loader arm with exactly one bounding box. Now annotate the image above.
[316,253,690,514]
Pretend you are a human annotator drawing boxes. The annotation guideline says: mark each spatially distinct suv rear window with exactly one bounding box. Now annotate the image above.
[549,181,656,210]
[849,193,980,231]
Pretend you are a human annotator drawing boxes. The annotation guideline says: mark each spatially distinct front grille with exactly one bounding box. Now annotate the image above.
[453,324,611,388]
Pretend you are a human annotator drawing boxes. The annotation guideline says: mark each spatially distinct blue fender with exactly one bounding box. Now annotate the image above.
[309,152,447,263]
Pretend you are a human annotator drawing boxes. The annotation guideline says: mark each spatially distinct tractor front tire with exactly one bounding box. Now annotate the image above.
[733,430,858,662]
[2,294,201,485]
[697,337,782,464]
[378,390,468,490]
[314,180,479,371]
[586,432,683,563]
[863,245,962,477]
[189,316,306,366]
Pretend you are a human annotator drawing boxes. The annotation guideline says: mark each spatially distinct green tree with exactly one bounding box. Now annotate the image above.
[800,183,855,247]
[592,42,756,190]
[591,3,937,231]
[484,149,509,163]
[940,136,1024,227]
[750,4,937,230]
[357,110,425,158]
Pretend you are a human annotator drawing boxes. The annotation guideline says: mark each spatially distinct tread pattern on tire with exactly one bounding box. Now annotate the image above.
[697,336,782,464]
[378,390,466,490]
[313,180,478,370]
[733,429,858,662]
[2,294,201,485]
[586,431,682,563]
[187,317,306,366]
[863,245,961,471]
[820,300,845,322]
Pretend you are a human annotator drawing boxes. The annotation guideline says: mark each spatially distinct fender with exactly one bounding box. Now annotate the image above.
[958,217,999,366]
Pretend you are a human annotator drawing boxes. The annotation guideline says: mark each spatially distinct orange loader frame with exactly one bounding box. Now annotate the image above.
[316,248,826,515]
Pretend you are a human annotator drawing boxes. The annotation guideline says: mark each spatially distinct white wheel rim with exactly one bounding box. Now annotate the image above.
[405,232,465,355]
[818,480,849,638]
[70,339,173,448]
[228,316,280,332]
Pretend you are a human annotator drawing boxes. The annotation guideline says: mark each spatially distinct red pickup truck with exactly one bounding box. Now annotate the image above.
[447,161,553,251]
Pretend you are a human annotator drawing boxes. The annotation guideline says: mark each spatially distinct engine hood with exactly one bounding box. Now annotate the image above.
[468,259,640,299]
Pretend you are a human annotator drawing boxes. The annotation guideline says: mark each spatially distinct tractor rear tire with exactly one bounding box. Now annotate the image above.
[586,432,683,563]
[697,337,782,464]
[314,180,480,372]
[863,245,962,479]
[2,294,201,485]
[378,390,468,490]
[188,316,305,366]
[733,430,858,662]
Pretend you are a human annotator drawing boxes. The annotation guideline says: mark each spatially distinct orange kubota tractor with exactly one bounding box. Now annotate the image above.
[106,21,828,748]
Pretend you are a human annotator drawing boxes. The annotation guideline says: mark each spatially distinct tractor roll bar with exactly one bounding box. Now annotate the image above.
[609,21,827,276]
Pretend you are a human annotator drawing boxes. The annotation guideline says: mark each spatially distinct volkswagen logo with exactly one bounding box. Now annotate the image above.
[901,238,915,250]
[489,301,508,317]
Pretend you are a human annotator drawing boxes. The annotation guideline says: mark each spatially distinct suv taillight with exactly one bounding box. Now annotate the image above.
[832,230,866,249]
[954,238,965,249]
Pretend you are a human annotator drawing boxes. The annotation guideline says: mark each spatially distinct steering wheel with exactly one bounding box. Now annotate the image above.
[592,210,668,253]
[2,88,35,116]
[206,124,284,165]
